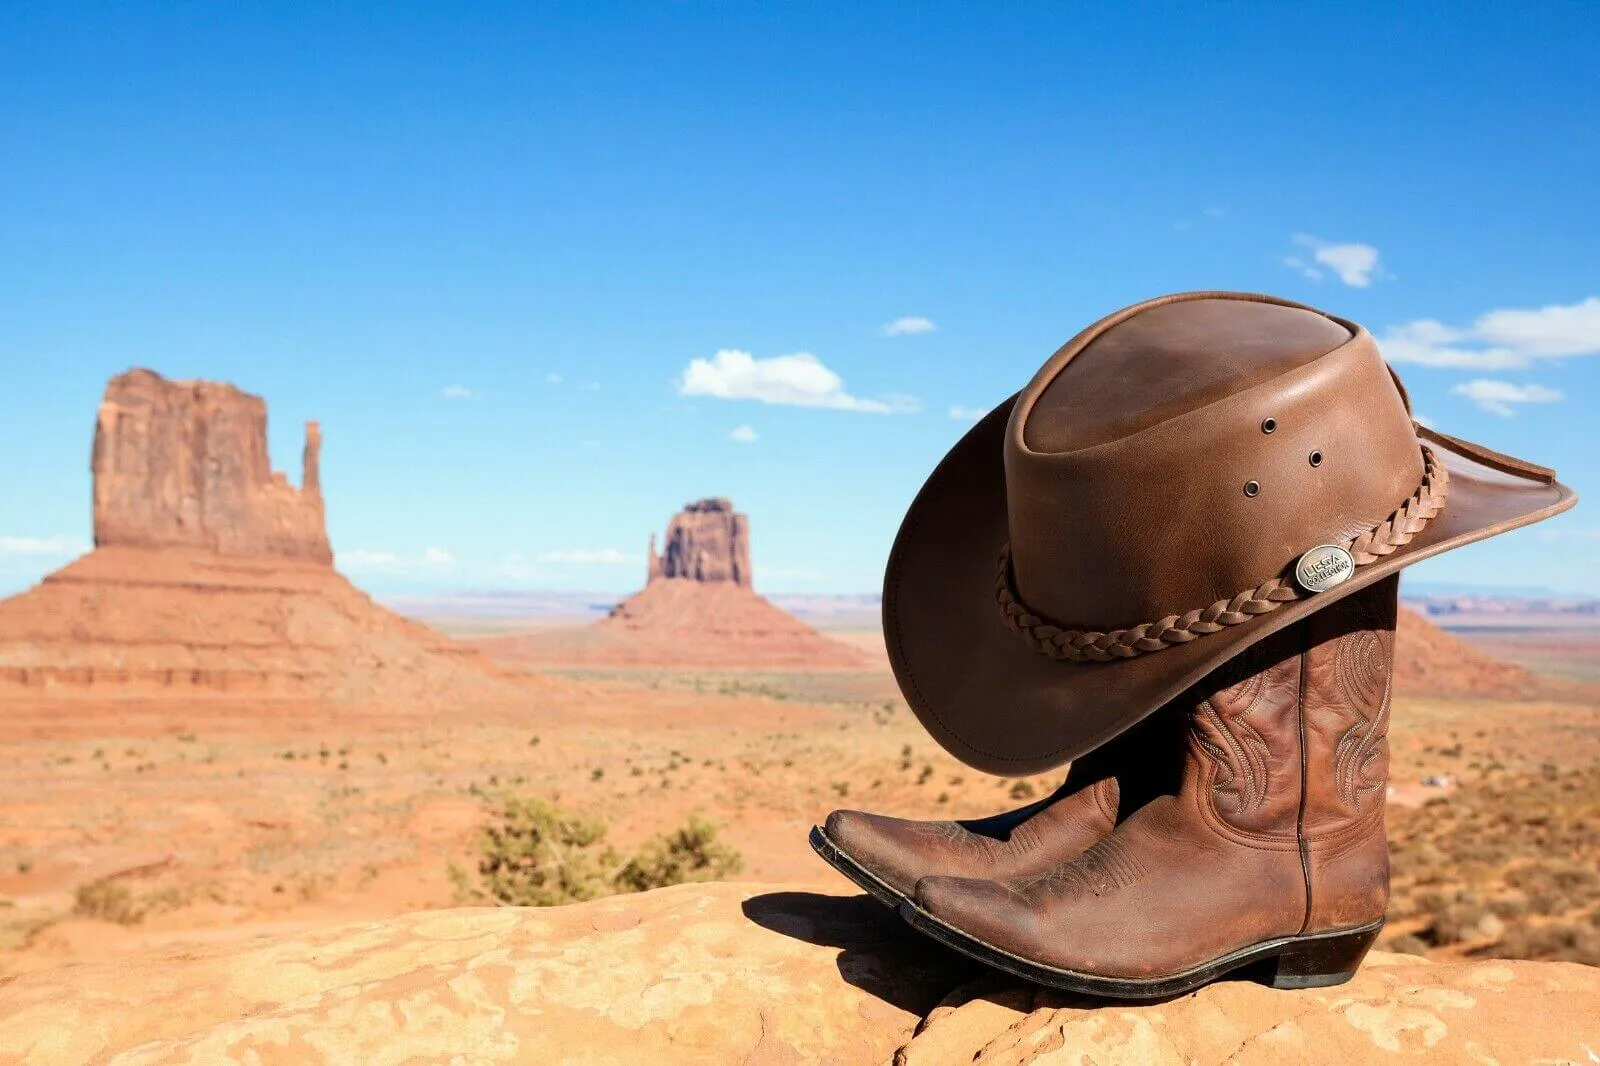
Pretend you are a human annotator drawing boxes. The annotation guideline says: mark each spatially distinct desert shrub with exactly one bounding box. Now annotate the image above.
[1486,921,1600,966]
[458,794,742,907]
[1488,896,1530,919]
[1009,780,1037,800]
[615,815,742,893]
[1384,933,1431,957]
[1387,763,1600,961]
[465,795,618,907]
[74,879,145,925]
[1419,895,1491,947]
[1505,860,1599,916]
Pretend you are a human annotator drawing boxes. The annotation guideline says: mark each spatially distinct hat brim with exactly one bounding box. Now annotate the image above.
[884,396,1577,776]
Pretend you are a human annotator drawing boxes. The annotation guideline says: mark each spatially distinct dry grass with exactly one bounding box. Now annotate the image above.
[1386,763,1600,964]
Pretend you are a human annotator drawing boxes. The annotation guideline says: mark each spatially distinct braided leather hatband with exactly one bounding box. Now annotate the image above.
[996,445,1449,663]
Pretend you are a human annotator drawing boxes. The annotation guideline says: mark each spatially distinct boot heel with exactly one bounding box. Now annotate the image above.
[1268,923,1383,989]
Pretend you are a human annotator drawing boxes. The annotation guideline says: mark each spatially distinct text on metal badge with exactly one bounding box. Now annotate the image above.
[1294,544,1355,593]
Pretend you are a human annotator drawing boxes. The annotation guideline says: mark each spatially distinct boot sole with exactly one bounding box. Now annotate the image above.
[899,900,1383,1000]
[808,825,909,908]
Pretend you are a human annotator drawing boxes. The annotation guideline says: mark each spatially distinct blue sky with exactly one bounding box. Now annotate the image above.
[2,3,1597,597]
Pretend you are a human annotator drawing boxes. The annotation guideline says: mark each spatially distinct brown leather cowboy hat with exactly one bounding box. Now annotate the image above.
[886,291,1576,776]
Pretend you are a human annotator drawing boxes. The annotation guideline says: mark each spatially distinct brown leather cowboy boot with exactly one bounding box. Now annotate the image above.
[810,704,1184,907]
[902,577,1398,998]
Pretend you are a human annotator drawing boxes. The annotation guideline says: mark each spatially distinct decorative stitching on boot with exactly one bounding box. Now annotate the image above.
[1198,700,1272,814]
[1007,817,1043,856]
[1022,834,1146,899]
[1328,593,1394,811]
[1194,647,1278,816]
[1335,680,1392,810]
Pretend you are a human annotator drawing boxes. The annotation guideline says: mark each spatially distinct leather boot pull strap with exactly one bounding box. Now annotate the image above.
[1414,422,1555,484]
[996,444,1450,663]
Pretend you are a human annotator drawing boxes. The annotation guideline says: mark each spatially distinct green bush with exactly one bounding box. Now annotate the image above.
[615,814,742,893]
[456,794,742,907]
[461,795,618,907]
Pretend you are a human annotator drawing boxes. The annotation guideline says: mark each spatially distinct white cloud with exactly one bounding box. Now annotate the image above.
[0,535,84,557]
[948,405,988,422]
[1203,206,1227,218]
[1289,234,1381,288]
[1449,379,1563,417]
[1281,255,1323,282]
[441,385,474,399]
[581,381,601,391]
[1380,297,1600,369]
[1474,297,1600,358]
[546,373,563,385]
[882,316,936,337]
[1316,245,1381,288]
[677,349,911,414]
[728,424,759,443]
[539,548,641,565]
[423,547,454,565]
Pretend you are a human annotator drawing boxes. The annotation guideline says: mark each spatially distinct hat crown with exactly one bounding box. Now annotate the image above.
[1004,293,1422,633]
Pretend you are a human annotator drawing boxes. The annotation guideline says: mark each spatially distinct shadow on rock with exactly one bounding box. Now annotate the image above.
[741,891,984,1016]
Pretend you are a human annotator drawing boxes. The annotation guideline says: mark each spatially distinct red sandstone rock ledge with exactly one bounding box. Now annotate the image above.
[0,882,1592,1064]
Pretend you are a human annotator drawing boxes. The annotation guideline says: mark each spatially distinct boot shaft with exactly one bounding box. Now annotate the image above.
[1186,577,1397,928]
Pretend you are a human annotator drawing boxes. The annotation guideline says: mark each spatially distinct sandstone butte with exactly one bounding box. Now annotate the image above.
[1392,606,1551,699]
[0,369,521,704]
[474,497,870,670]
[0,881,1593,1065]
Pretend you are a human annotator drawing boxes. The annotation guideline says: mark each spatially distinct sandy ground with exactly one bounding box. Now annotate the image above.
[0,626,1595,975]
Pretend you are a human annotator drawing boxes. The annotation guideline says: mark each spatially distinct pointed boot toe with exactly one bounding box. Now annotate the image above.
[906,874,1041,958]
[812,809,933,904]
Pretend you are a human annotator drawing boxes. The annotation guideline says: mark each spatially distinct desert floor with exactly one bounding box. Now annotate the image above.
[1,626,1596,976]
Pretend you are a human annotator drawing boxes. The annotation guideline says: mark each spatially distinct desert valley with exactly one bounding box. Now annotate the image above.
[1,371,1597,1059]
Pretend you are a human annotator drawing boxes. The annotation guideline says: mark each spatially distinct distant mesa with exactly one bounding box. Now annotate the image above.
[0,370,1551,696]
[0,369,522,703]
[646,497,751,588]
[1393,606,1543,699]
[92,369,332,563]
[475,498,869,670]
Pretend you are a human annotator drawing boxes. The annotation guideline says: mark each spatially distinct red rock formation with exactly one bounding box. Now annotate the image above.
[646,498,752,588]
[1393,606,1544,699]
[476,498,865,669]
[0,547,528,702]
[0,369,525,703]
[92,369,331,564]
